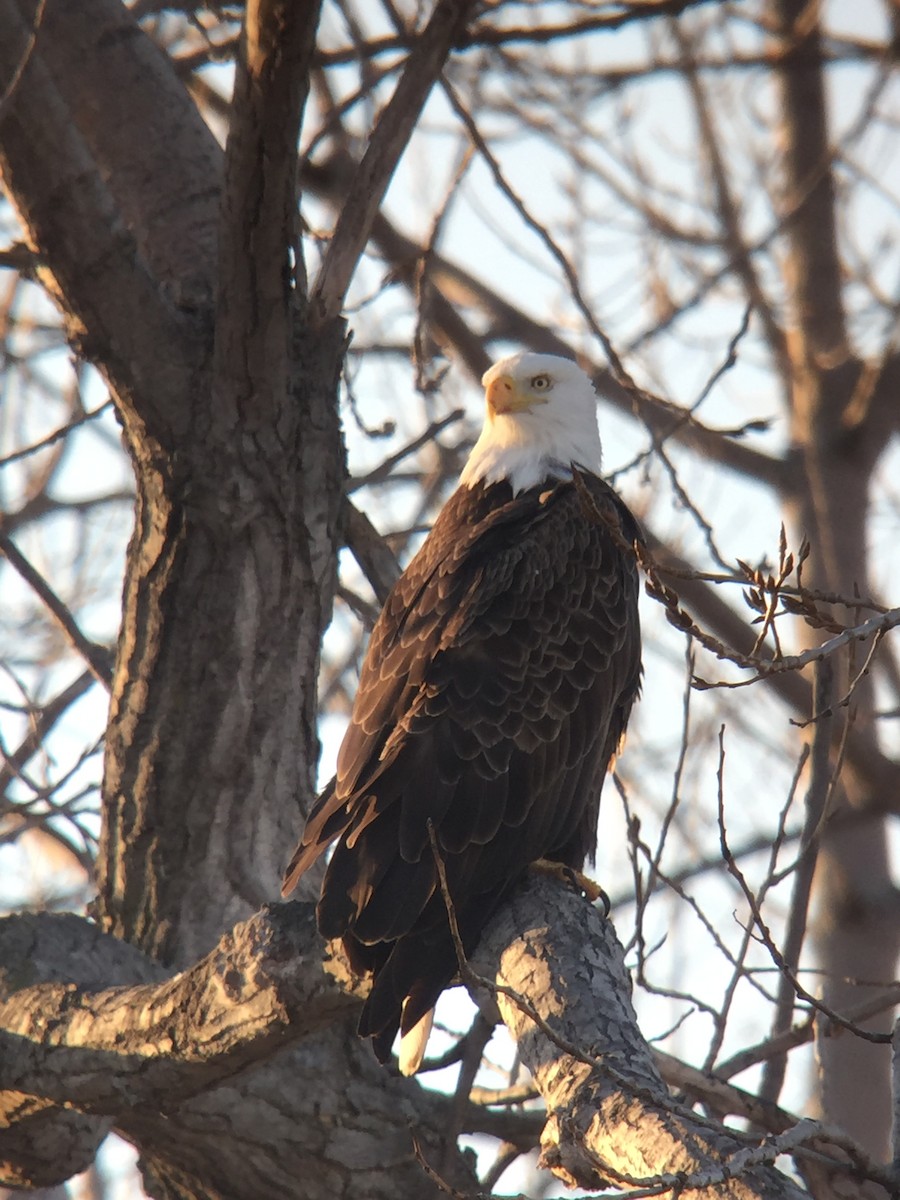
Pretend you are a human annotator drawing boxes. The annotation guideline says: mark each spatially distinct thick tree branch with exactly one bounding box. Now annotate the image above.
[3,883,892,1196]
[214,0,322,421]
[0,905,360,1114]
[343,499,402,605]
[0,0,216,445]
[0,911,475,1199]
[18,0,220,302]
[473,874,844,1198]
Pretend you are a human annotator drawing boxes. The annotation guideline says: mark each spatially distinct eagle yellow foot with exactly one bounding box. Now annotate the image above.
[529,859,610,913]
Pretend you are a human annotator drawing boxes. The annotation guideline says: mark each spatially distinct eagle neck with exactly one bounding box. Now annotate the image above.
[459,411,602,497]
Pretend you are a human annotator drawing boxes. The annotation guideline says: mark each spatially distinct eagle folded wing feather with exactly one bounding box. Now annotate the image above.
[282,352,643,1072]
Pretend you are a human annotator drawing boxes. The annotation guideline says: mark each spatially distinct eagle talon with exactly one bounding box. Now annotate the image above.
[530,859,609,912]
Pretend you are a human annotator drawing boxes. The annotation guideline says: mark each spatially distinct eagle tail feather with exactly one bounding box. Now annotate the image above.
[398,1006,434,1076]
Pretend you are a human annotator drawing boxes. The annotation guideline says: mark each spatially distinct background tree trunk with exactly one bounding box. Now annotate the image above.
[772,0,900,1155]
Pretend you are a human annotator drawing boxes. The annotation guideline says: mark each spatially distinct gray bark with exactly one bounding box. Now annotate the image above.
[475,874,893,1199]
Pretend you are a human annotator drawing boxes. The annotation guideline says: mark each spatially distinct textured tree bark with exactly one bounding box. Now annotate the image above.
[3,0,895,1196]
[0,2,485,1194]
[93,0,344,967]
[0,914,161,1187]
[474,875,814,1199]
[97,313,346,965]
[0,909,478,1199]
[0,907,360,1112]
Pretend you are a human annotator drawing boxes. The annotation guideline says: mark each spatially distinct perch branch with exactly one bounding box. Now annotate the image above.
[0,903,360,1115]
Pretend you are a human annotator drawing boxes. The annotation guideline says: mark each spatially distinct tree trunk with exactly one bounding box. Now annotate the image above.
[772,0,900,1156]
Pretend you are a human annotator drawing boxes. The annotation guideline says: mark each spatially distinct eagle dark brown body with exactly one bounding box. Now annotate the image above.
[282,469,641,1066]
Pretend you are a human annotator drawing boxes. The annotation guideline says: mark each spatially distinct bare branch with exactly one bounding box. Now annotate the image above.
[760,659,835,1103]
[0,531,113,688]
[0,671,96,796]
[0,401,113,469]
[310,0,479,325]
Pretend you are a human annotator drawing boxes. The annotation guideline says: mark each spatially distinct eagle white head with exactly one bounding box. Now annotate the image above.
[460,351,603,496]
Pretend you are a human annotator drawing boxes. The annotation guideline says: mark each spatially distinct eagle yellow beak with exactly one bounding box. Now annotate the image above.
[486,374,542,416]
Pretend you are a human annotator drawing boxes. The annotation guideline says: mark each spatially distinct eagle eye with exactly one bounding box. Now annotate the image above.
[531,374,552,391]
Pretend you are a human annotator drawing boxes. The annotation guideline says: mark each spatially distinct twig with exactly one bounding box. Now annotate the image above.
[0,671,104,795]
[0,0,47,120]
[347,408,465,492]
[790,630,884,728]
[716,728,892,1046]
[412,145,473,396]
[715,985,900,1081]
[442,77,642,403]
[638,536,900,688]
[0,531,113,688]
[0,401,113,468]
[703,741,809,1073]
[626,636,691,958]
[760,659,833,1103]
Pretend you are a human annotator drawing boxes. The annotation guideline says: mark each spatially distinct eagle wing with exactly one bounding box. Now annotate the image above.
[282,473,641,1056]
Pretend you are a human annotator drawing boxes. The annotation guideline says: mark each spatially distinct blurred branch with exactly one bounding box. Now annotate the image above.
[0,0,214,441]
[0,531,113,688]
[0,671,95,796]
[673,22,791,379]
[303,155,788,487]
[718,736,892,1047]
[347,407,464,493]
[772,0,848,367]
[343,499,401,605]
[0,401,113,468]
[316,1,721,63]
[310,0,479,325]
[715,985,900,1083]
[0,0,46,119]
[1,491,132,538]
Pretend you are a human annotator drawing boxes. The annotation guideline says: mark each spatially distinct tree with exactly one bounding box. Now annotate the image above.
[1,1,898,1197]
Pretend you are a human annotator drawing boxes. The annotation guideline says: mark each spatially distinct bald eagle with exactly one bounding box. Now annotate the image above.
[282,351,641,1074]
